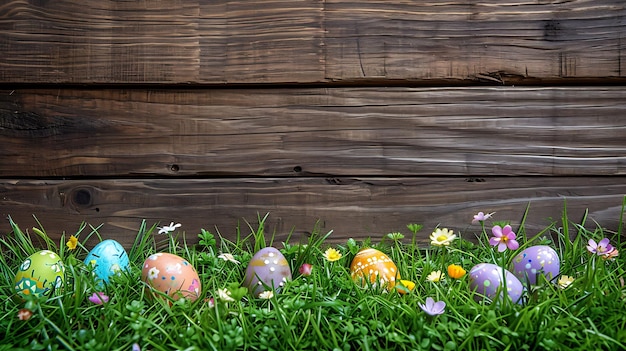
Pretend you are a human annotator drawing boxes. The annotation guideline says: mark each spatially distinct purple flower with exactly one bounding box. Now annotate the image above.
[489,225,519,252]
[472,212,495,224]
[88,292,109,305]
[418,297,445,316]
[132,343,141,351]
[587,238,614,256]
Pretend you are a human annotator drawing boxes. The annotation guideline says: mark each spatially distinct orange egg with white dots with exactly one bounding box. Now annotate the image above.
[350,248,399,290]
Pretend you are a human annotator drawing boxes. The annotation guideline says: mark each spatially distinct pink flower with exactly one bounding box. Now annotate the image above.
[489,225,519,252]
[299,263,313,276]
[205,297,215,308]
[17,308,33,321]
[472,212,494,224]
[188,279,200,295]
[418,297,445,316]
[88,292,110,305]
[587,238,614,256]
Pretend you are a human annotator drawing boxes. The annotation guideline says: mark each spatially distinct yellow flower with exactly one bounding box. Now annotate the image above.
[395,280,416,295]
[558,275,575,289]
[426,270,444,283]
[323,248,343,262]
[447,264,466,279]
[429,228,456,247]
[66,235,78,250]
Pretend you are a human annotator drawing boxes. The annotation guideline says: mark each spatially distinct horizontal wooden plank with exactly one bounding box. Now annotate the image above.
[1,177,624,248]
[0,0,325,84]
[0,0,624,84]
[325,0,626,82]
[1,87,625,177]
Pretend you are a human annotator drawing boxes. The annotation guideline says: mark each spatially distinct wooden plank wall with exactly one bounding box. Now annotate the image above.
[1,0,625,247]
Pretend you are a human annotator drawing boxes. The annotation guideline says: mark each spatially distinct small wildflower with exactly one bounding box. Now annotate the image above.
[602,248,619,260]
[217,253,241,264]
[418,297,446,316]
[386,232,405,241]
[158,222,181,235]
[395,279,416,295]
[558,275,575,289]
[258,290,274,299]
[66,235,78,250]
[586,238,614,256]
[217,288,235,302]
[323,248,343,262]
[299,263,313,276]
[205,297,215,308]
[489,225,519,252]
[429,228,457,247]
[426,270,444,283]
[447,264,466,279]
[88,292,110,305]
[472,212,495,224]
[17,308,33,321]
[132,343,141,351]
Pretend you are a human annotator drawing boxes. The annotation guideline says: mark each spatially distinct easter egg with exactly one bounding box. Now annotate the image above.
[510,245,560,285]
[469,263,524,303]
[350,248,399,290]
[141,253,201,302]
[84,239,130,285]
[243,247,292,297]
[14,250,65,299]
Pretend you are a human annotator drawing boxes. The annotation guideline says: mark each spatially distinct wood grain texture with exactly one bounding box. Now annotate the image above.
[1,177,624,248]
[1,0,624,84]
[0,0,325,83]
[324,0,626,82]
[1,87,625,177]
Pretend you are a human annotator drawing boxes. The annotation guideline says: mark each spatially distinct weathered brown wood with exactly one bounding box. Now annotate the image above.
[1,0,624,84]
[0,0,325,84]
[324,0,626,82]
[1,87,625,177]
[1,177,624,248]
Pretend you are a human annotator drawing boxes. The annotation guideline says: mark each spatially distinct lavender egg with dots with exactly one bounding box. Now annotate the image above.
[244,247,292,297]
[510,245,560,285]
[469,263,524,304]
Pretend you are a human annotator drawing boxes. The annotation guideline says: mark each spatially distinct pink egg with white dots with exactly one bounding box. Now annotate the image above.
[469,263,524,303]
[243,247,292,297]
[510,245,560,285]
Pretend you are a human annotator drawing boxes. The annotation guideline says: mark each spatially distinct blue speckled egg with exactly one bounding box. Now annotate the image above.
[84,239,130,284]
[14,250,65,299]
[243,247,292,297]
[469,263,524,304]
[510,245,560,285]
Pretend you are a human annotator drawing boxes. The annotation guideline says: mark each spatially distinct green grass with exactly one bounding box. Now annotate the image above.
[1,202,625,351]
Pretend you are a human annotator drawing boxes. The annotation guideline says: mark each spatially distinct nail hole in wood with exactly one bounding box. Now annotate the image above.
[170,164,180,172]
[293,166,302,173]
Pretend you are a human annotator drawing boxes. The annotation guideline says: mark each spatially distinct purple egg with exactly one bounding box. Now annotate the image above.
[469,263,524,304]
[243,247,292,297]
[510,245,560,285]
